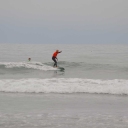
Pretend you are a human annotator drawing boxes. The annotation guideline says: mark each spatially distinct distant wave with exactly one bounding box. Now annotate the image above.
[0,62,58,71]
[0,78,128,95]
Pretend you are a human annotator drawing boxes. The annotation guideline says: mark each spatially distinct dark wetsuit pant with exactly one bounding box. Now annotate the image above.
[52,57,57,67]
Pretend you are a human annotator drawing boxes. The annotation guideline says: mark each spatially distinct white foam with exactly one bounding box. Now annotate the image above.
[0,78,128,95]
[0,62,57,71]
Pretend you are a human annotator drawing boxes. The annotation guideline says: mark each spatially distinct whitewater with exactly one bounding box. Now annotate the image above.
[0,78,128,95]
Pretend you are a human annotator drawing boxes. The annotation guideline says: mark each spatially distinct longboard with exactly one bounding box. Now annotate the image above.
[53,66,65,71]
[58,67,65,71]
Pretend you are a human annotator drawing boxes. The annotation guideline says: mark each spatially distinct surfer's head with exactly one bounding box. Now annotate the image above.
[56,50,59,52]
[28,58,31,61]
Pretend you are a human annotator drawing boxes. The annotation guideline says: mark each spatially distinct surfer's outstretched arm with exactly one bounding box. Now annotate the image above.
[58,51,62,53]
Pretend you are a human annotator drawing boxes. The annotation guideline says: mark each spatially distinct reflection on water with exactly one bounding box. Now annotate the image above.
[53,69,65,77]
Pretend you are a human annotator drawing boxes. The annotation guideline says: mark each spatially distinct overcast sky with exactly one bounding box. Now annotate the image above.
[0,0,128,44]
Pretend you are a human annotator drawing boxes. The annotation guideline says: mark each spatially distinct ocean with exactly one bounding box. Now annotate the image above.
[0,43,128,128]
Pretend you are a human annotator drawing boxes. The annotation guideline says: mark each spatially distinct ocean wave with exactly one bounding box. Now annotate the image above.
[0,61,125,72]
[0,62,58,71]
[0,78,128,95]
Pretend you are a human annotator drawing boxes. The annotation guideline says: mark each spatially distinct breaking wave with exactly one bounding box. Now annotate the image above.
[0,62,58,71]
[0,78,128,95]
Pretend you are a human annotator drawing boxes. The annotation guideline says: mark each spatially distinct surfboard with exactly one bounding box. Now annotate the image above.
[53,66,65,71]
[58,67,65,70]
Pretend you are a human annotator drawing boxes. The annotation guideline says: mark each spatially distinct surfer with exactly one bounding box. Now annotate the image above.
[52,50,62,67]
[28,58,31,61]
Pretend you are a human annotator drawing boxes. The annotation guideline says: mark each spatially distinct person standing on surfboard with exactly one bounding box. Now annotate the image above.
[52,50,62,67]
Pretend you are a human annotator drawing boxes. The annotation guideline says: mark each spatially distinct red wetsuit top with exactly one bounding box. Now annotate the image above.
[52,52,59,58]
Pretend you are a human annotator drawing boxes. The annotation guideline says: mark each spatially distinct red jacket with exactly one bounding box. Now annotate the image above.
[53,52,59,58]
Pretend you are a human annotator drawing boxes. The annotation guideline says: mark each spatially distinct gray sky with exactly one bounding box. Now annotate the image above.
[0,0,128,44]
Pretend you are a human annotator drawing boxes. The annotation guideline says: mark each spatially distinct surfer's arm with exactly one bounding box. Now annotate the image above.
[58,51,62,53]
